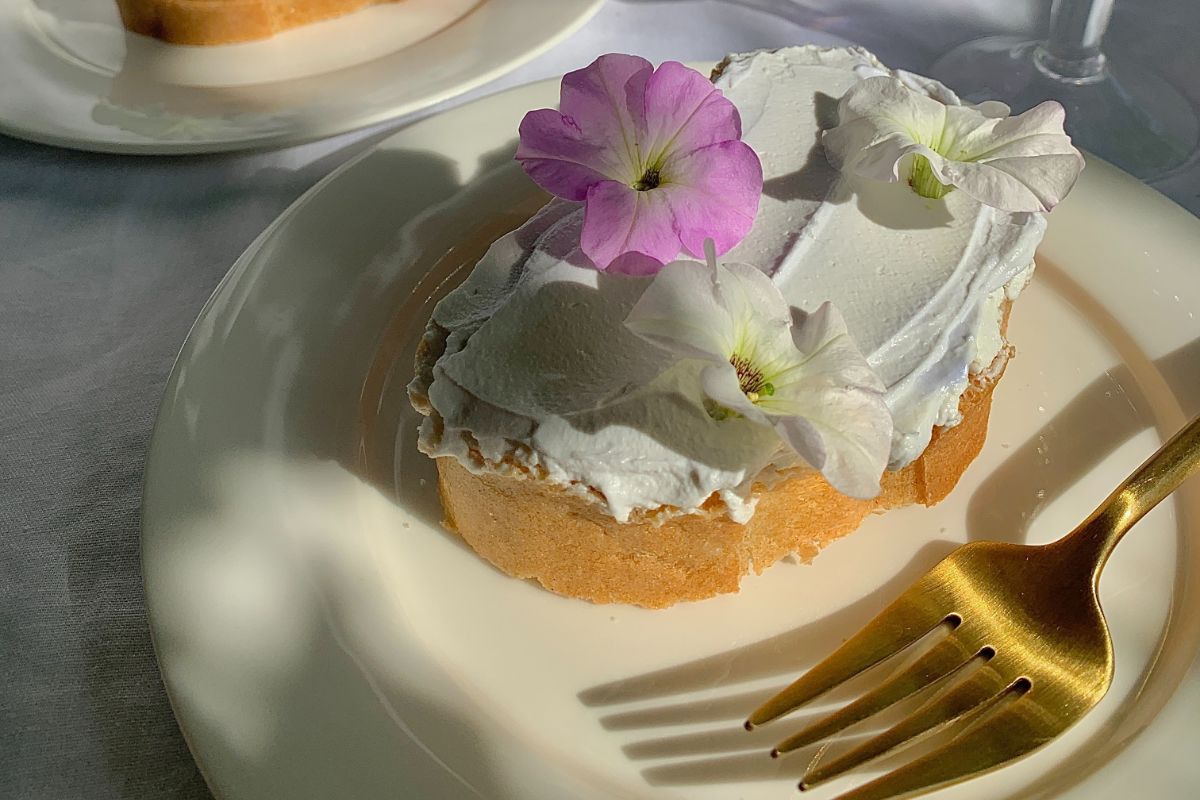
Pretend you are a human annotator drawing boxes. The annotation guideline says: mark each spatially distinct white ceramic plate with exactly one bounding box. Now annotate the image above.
[142,77,1200,799]
[0,0,603,154]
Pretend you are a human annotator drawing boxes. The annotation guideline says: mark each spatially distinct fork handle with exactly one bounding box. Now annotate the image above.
[1059,414,1200,583]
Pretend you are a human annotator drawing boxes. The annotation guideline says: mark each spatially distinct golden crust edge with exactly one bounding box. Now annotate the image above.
[436,364,1002,609]
[432,300,1015,609]
[116,0,404,45]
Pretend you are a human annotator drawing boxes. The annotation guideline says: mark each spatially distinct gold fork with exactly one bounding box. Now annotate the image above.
[745,415,1200,799]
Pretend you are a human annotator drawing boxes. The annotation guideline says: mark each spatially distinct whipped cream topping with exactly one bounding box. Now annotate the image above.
[410,46,1044,523]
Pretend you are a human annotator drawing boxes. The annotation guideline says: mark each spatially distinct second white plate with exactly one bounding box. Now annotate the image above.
[0,0,603,153]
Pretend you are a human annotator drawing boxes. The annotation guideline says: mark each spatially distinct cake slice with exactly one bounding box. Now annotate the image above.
[409,46,1081,608]
[116,0,403,45]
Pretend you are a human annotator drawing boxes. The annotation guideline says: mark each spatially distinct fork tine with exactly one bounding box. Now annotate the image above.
[746,602,951,729]
[771,634,980,756]
[824,702,1046,800]
[801,663,1011,788]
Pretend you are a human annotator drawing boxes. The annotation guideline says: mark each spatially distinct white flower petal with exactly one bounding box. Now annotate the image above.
[972,100,1011,120]
[934,101,1084,211]
[930,151,1080,213]
[821,113,925,183]
[838,75,947,134]
[949,101,1074,161]
[714,260,796,363]
[624,257,733,362]
[625,245,792,363]
[715,261,791,328]
[700,364,769,424]
[759,302,892,498]
[823,76,945,181]
[770,385,892,499]
[823,76,1083,212]
[628,250,893,499]
[786,303,885,393]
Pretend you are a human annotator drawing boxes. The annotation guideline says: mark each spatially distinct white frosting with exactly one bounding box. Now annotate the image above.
[410,46,1045,522]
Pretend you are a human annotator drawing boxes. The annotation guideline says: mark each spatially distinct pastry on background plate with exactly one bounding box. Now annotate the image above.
[116,0,402,45]
[408,46,1083,608]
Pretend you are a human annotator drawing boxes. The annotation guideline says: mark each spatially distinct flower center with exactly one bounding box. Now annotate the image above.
[633,168,661,191]
[908,155,952,200]
[730,354,775,403]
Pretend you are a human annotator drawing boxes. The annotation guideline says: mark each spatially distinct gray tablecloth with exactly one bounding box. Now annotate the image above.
[2,2,1198,799]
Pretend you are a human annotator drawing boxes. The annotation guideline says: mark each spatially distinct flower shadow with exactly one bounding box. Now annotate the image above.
[760,92,844,204]
[760,88,955,229]
[849,176,956,230]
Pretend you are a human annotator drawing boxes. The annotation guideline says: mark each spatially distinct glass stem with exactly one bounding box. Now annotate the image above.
[1035,0,1114,82]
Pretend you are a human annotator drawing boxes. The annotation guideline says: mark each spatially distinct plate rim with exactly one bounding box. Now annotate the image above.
[0,0,605,155]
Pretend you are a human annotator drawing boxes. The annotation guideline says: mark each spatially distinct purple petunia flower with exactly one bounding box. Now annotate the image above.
[515,54,763,274]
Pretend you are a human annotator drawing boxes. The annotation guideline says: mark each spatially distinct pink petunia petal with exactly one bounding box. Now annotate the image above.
[516,108,621,200]
[659,140,763,256]
[580,180,683,269]
[517,54,766,270]
[606,251,670,276]
[559,54,652,180]
[636,61,743,160]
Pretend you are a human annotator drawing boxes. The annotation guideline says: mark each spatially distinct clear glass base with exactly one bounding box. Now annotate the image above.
[930,36,1199,181]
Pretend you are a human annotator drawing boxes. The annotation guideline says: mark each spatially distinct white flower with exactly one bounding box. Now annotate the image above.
[624,242,893,499]
[822,75,1084,212]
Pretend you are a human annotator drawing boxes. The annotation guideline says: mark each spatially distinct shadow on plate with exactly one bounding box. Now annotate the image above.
[148,127,1200,799]
[570,261,1199,792]
[143,140,561,799]
[966,263,1200,547]
[574,541,962,786]
[579,541,957,707]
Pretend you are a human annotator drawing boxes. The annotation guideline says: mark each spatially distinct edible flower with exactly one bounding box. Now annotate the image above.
[624,242,893,498]
[516,54,763,274]
[822,76,1083,212]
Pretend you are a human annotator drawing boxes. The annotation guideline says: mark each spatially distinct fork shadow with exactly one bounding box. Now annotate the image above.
[632,722,946,787]
[596,650,959,787]
[616,698,893,786]
[577,542,957,786]
[580,541,958,708]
